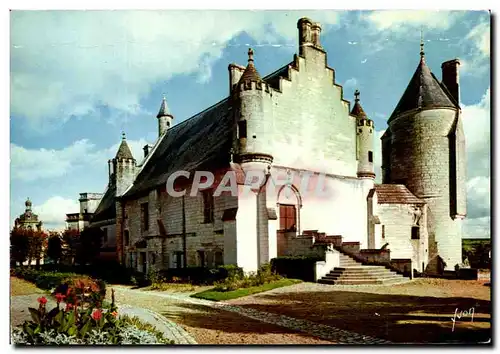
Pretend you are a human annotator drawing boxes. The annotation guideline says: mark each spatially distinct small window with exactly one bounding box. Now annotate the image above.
[238,120,247,139]
[358,129,362,133]
[124,230,130,246]
[167,121,170,127]
[411,226,420,240]
[382,225,385,239]
[141,203,149,231]
[197,250,205,267]
[368,151,373,163]
[203,190,214,224]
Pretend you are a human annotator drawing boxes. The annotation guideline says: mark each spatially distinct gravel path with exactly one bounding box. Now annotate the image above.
[111,286,391,344]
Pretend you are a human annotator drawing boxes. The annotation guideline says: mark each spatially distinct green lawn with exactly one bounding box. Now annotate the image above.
[191,278,302,301]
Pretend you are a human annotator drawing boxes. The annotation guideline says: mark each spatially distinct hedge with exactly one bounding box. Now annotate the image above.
[159,265,244,285]
[270,256,323,282]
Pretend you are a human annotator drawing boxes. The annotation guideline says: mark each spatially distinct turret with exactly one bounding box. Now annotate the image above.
[112,132,137,196]
[156,95,174,137]
[233,48,273,170]
[384,38,464,271]
[351,90,375,179]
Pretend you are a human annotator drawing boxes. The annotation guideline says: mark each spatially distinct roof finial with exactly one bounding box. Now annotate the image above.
[248,48,254,63]
[354,89,360,102]
[420,27,425,59]
[122,131,126,140]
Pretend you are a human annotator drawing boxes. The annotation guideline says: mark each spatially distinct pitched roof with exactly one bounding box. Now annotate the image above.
[157,96,172,118]
[238,48,262,85]
[123,98,232,198]
[91,184,117,223]
[389,57,458,122]
[350,89,368,119]
[373,184,425,204]
[115,135,134,160]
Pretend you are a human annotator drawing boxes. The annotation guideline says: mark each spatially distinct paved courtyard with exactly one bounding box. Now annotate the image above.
[11,276,491,344]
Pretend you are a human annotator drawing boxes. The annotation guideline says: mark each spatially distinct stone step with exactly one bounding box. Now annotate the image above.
[329,268,399,275]
[318,277,408,285]
[323,273,403,281]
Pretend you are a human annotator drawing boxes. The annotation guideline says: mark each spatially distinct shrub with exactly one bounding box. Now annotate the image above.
[212,263,281,292]
[271,256,323,282]
[11,289,174,345]
[11,267,80,290]
[54,276,106,308]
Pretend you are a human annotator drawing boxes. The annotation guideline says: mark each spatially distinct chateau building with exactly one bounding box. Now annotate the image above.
[14,198,43,231]
[66,192,103,231]
[90,17,466,274]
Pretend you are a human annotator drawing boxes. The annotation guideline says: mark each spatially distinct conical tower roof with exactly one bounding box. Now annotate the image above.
[115,132,134,160]
[350,89,369,119]
[388,44,458,122]
[238,48,263,84]
[157,95,173,118]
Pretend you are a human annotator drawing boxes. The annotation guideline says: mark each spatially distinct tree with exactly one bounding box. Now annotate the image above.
[46,232,63,265]
[62,229,80,265]
[76,228,104,265]
[10,228,30,266]
[28,230,48,268]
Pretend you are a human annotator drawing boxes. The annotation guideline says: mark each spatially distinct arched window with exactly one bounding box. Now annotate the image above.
[214,251,223,266]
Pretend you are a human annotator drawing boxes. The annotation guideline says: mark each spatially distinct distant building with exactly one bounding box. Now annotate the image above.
[65,193,103,231]
[14,198,43,231]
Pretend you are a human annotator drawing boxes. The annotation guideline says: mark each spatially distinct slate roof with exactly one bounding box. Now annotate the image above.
[115,136,134,160]
[123,98,233,198]
[91,184,117,223]
[389,57,458,122]
[238,48,263,84]
[157,96,172,118]
[350,90,368,119]
[373,184,425,204]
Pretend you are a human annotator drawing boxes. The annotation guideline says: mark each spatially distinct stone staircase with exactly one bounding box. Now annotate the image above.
[318,253,409,285]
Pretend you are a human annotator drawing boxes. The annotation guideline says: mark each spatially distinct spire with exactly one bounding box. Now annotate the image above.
[157,95,173,119]
[350,89,368,119]
[420,27,425,61]
[388,43,458,121]
[115,132,134,160]
[238,48,262,84]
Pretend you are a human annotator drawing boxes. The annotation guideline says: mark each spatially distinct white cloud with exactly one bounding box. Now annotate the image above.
[461,20,490,76]
[343,77,358,90]
[32,196,80,230]
[10,11,341,129]
[461,87,490,180]
[363,10,462,31]
[11,137,151,182]
[463,216,490,239]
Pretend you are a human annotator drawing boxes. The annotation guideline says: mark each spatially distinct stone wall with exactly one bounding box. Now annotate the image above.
[388,108,464,270]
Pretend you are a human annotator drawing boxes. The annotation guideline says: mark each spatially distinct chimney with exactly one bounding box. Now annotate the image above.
[143,144,153,158]
[228,63,245,93]
[297,17,313,56]
[441,59,460,104]
[311,22,322,48]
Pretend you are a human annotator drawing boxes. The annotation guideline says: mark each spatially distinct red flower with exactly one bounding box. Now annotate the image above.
[37,296,47,305]
[55,293,65,303]
[65,303,73,311]
[91,309,103,321]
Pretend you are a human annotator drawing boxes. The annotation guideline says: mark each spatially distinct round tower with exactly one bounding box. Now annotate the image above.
[351,89,375,180]
[385,41,464,271]
[156,95,174,137]
[233,48,274,173]
[113,132,137,196]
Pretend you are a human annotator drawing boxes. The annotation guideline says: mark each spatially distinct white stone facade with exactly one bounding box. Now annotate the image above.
[92,17,466,275]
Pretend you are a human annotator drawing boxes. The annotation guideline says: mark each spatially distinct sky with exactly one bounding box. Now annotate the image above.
[9,10,491,237]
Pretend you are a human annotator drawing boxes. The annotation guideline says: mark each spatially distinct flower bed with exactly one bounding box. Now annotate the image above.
[11,285,174,345]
